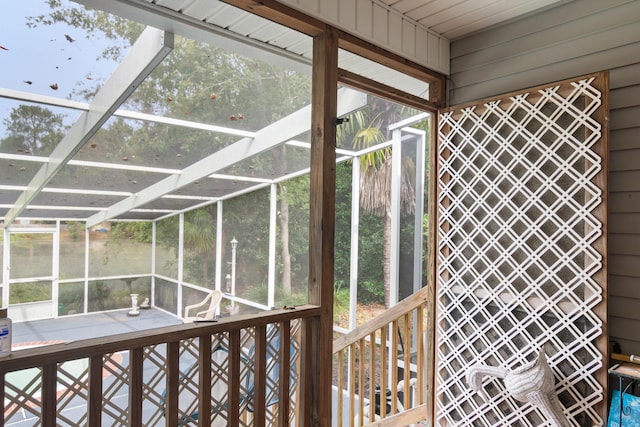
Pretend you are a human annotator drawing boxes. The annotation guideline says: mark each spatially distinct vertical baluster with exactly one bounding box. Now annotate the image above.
[380,326,387,419]
[129,348,143,427]
[278,321,291,425]
[368,332,375,424]
[198,334,212,427]
[88,355,103,427]
[403,312,412,410]
[358,338,365,426]
[293,320,302,427]
[337,348,344,427]
[228,329,241,426]
[253,324,267,427]
[391,320,399,414]
[165,341,180,426]
[298,317,313,427]
[349,344,356,427]
[42,363,56,427]
[416,306,424,405]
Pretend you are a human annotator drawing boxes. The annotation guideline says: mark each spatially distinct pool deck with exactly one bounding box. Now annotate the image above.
[11,308,182,347]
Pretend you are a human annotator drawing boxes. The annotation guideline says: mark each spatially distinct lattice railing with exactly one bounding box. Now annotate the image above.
[436,74,607,426]
[332,288,430,427]
[0,307,315,426]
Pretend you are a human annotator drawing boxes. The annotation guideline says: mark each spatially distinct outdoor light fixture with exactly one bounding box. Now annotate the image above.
[231,237,238,311]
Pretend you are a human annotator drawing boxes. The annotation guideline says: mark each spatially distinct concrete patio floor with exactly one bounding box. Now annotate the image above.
[11,308,182,348]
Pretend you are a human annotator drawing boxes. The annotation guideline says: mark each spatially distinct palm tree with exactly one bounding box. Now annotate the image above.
[184,207,217,287]
[339,102,417,308]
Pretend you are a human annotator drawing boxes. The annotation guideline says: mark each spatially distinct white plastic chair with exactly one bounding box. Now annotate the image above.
[183,290,223,323]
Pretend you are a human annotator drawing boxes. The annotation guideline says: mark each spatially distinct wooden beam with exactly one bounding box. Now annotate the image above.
[337,30,446,106]
[220,0,326,36]
[308,26,338,427]
[338,69,441,112]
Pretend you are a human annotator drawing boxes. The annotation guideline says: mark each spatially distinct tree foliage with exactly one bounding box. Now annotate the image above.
[1,105,65,154]
[10,1,430,312]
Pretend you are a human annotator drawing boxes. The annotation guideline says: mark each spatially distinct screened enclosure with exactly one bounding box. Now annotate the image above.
[0,0,432,331]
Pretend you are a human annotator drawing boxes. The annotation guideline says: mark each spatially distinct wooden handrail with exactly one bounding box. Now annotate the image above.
[333,288,428,353]
[331,289,430,427]
[1,305,320,426]
[0,305,319,373]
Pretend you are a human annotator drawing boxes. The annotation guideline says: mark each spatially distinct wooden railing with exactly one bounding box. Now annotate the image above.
[0,305,320,427]
[332,288,430,427]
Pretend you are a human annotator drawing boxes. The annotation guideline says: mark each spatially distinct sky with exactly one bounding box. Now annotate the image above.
[0,1,121,134]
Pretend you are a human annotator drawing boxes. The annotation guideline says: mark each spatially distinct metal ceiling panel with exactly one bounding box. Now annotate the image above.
[200,3,248,29]
[402,0,572,39]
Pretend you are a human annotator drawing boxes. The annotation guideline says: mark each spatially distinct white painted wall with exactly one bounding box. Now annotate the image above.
[277,0,450,74]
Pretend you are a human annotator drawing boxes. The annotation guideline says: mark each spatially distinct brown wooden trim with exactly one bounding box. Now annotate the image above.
[443,71,608,111]
[357,338,365,424]
[88,355,103,427]
[309,25,338,427]
[220,0,326,36]
[253,325,267,426]
[129,349,144,427]
[42,364,56,427]
[337,30,446,104]
[380,327,388,417]
[348,344,356,423]
[333,287,429,352]
[198,334,212,427]
[426,111,438,427]
[278,321,291,425]
[338,69,441,112]
[228,330,241,426]
[165,341,180,426]
[298,317,314,427]
[362,403,427,426]
[0,306,319,374]
[223,0,446,110]
[592,70,609,422]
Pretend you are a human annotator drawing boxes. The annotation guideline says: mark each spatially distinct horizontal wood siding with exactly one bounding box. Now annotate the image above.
[449,0,640,355]
[277,0,450,74]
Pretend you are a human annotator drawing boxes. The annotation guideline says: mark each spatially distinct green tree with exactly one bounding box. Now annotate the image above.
[184,207,216,287]
[338,100,420,308]
[1,105,65,155]
[28,3,313,301]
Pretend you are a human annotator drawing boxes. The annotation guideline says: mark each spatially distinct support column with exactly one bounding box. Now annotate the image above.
[308,26,338,427]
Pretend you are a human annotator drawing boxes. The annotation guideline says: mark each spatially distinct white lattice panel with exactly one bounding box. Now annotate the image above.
[435,75,607,426]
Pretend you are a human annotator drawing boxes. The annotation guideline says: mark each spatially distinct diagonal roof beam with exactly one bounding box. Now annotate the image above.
[86,88,366,227]
[3,27,173,228]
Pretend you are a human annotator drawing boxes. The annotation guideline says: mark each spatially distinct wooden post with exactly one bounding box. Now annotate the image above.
[308,25,338,427]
